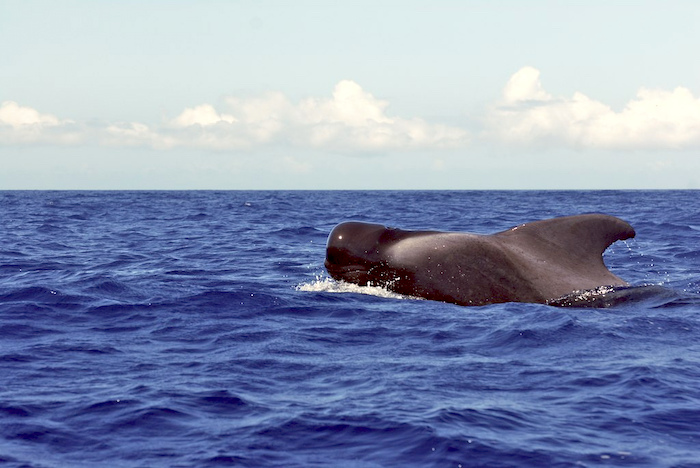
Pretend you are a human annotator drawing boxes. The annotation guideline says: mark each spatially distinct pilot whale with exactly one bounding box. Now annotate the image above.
[324,214,636,307]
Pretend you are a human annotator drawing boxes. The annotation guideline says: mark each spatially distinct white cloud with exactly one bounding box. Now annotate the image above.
[288,81,468,150]
[0,101,62,127]
[298,80,392,126]
[170,104,237,127]
[160,93,289,150]
[164,81,469,151]
[501,66,552,104]
[2,78,466,151]
[4,73,699,153]
[0,81,463,152]
[102,122,174,149]
[486,67,700,149]
[0,101,82,145]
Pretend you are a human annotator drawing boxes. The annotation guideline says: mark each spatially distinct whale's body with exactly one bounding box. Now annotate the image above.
[324,214,635,306]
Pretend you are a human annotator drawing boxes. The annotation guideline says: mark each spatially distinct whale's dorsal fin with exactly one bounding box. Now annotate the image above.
[494,214,635,293]
[501,213,635,256]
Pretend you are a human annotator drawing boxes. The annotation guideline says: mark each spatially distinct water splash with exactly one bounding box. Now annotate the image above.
[296,275,412,301]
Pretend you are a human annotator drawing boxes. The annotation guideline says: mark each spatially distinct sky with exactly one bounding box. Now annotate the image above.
[1,0,699,189]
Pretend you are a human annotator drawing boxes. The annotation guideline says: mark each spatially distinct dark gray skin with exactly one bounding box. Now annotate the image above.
[325,214,636,306]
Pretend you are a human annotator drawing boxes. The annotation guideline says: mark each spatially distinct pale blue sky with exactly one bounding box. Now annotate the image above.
[1,1,699,189]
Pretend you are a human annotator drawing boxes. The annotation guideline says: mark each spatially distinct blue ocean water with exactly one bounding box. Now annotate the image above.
[1,190,699,468]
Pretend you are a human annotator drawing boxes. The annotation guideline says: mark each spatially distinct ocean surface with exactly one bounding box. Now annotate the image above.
[1,190,699,468]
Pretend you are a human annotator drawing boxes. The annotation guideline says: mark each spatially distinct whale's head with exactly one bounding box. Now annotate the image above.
[324,222,402,286]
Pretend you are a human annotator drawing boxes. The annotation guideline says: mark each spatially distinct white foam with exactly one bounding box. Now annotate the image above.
[296,275,412,301]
